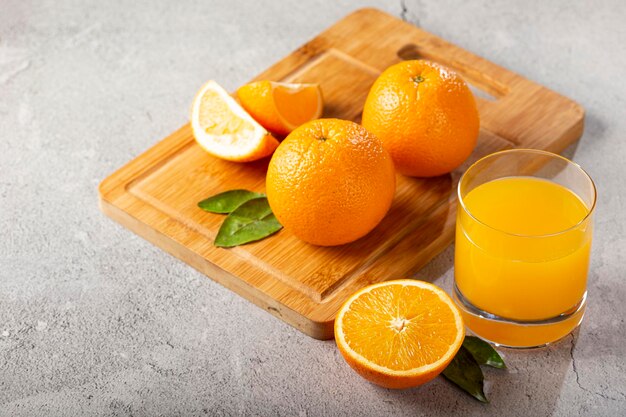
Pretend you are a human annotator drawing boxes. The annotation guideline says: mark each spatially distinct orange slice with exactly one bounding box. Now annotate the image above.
[334,280,465,389]
[236,81,323,136]
[191,80,279,162]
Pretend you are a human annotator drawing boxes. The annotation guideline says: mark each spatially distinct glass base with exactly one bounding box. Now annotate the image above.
[453,284,586,349]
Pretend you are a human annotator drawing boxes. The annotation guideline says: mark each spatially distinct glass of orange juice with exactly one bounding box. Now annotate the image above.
[454,149,596,348]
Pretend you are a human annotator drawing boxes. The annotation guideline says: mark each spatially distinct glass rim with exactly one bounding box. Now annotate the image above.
[457,148,597,239]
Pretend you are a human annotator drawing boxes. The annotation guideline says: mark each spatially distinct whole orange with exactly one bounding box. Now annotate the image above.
[362,60,479,177]
[266,118,396,246]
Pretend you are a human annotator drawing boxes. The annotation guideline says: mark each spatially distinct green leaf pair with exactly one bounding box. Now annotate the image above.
[442,336,506,403]
[198,190,282,247]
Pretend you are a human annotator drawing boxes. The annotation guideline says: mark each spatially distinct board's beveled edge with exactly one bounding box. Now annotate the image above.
[99,196,336,340]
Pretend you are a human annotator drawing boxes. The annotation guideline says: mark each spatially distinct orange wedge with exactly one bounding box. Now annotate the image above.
[191,80,279,162]
[236,81,323,136]
[334,280,464,389]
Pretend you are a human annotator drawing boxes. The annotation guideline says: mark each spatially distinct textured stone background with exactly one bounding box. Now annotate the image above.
[1,0,625,415]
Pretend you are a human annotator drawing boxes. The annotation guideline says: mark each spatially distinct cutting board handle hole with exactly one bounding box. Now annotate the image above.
[467,83,498,102]
[397,43,502,102]
[397,43,424,61]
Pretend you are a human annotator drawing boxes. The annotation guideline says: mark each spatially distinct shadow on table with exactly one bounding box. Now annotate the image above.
[368,331,578,416]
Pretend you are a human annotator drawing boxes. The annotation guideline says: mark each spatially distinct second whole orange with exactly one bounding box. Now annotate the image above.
[266,119,396,246]
[362,60,480,177]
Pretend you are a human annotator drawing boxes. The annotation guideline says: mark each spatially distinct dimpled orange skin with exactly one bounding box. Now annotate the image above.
[266,119,396,246]
[362,60,480,177]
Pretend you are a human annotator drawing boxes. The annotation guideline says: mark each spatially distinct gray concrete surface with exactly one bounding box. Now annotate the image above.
[1,0,625,415]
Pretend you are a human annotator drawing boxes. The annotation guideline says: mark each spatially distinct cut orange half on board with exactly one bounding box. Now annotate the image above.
[236,81,323,136]
[334,280,464,389]
[191,80,279,162]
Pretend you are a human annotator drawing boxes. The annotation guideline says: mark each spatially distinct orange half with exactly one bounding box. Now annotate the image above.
[334,280,465,389]
[236,81,323,136]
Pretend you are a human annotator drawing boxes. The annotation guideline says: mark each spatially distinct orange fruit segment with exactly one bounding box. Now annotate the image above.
[191,80,279,162]
[236,81,323,136]
[362,60,479,177]
[334,280,464,389]
[266,118,395,246]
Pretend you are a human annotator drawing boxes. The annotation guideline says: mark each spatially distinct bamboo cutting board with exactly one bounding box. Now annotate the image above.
[99,8,584,339]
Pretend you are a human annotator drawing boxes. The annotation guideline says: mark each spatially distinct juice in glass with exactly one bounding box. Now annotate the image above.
[454,150,596,348]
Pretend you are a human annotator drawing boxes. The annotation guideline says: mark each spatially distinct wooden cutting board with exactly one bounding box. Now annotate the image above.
[99,8,584,339]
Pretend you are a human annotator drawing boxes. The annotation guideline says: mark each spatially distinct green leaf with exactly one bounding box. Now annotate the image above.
[463,336,506,369]
[442,345,488,403]
[214,197,282,247]
[198,190,265,214]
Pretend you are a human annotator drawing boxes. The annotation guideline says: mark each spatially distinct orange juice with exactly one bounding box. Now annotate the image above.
[455,176,593,347]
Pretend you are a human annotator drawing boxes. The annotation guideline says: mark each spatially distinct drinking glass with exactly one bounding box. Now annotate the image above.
[454,149,596,348]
